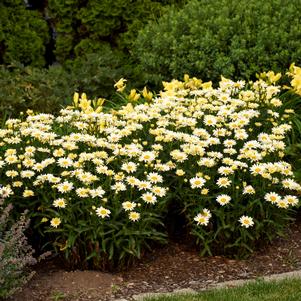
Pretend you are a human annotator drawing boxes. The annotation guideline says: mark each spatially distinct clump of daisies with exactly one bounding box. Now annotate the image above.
[0,106,169,269]
[149,73,300,257]
[0,68,300,267]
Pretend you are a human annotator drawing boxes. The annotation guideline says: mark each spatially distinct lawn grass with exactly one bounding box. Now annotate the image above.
[145,278,301,301]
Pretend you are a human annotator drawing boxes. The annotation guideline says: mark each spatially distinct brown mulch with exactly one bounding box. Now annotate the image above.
[11,215,301,301]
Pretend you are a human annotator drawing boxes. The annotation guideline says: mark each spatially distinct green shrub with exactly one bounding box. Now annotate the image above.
[0,63,74,119]
[0,50,136,120]
[0,0,49,67]
[48,0,185,64]
[134,0,301,87]
[66,48,134,100]
[0,187,36,298]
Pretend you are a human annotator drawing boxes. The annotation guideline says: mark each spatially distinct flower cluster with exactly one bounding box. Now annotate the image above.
[0,71,300,263]
[0,109,169,224]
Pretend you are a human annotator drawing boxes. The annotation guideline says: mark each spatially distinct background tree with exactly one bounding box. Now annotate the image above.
[0,0,49,67]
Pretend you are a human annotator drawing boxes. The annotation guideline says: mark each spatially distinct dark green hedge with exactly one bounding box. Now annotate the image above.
[46,0,185,64]
[0,0,49,67]
[134,0,301,86]
[0,0,185,67]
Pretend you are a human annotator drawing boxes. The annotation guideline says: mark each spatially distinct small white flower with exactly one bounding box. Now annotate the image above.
[0,186,13,198]
[129,211,140,222]
[53,198,66,208]
[239,216,254,228]
[216,194,231,206]
[57,157,73,168]
[264,192,281,204]
[147,172,163,183]
[96,206,111,218]
[50,217,61,228]
[276,199,289,209]
[194,213,209,226]
[243,185,255,194]
[57,181,74,193]
[141,192,157,204]
[216,177,231,188]
[121,162,137,173]
[283,195,299,207]
[122,201,136,211]
[190,177,206,189]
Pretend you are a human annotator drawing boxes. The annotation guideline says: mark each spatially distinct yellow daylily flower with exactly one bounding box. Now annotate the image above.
[142,87,153,101]
[128,89,140,102]
[114,78,127,92]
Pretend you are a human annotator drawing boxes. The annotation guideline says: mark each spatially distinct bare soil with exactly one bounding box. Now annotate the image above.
[11,214,301,301]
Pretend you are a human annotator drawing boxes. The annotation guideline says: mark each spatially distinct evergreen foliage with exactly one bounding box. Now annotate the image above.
[134,0,301,86]
[0,0,49,67]
[47,0,184,64]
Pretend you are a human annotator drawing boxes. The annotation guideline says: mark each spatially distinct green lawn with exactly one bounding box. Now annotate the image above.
[145,278,301,301]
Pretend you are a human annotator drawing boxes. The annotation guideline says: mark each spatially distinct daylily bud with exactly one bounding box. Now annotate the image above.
[73,92,79,106]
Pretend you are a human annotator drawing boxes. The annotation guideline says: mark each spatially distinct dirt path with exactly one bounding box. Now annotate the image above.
[12,216,301,301]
